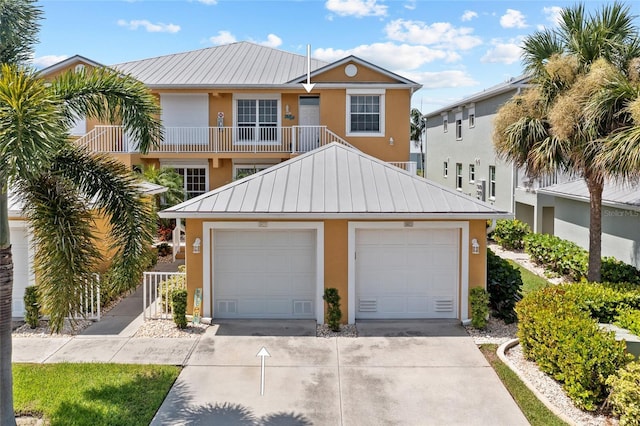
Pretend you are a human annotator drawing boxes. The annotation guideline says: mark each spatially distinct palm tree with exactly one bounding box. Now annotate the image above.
[142,165,185,210]
[493,2,640,282]
[410,107,425,173]
[0,2,162,423]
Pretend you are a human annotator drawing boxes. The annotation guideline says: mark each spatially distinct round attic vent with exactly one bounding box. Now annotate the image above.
[345,64,358,77]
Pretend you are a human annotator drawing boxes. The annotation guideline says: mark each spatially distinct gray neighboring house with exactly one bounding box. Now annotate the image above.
[423,75,562,234]
[538,180,640,269]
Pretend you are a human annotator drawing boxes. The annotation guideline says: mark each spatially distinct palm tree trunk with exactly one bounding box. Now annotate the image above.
[0,191,16,425]
[586,175,603,282]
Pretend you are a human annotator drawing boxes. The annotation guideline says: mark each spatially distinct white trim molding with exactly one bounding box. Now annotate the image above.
[202,221,325,324]
[346,88,386,137]
[347,221,470,324]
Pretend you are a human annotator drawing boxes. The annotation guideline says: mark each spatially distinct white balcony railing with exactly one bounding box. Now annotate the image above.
[516,167,573,191]
[389,161,418,175]
[76,125,356,154]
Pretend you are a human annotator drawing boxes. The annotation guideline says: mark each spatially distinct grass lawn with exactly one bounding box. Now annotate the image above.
[508,260,552,295]
[13,363,180,426]
[479,344,568,426]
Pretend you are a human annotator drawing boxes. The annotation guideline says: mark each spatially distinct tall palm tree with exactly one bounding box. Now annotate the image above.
[142,165,185,210]
[410,107,425,173]
[493,2,640,282]
[0,2,163,423]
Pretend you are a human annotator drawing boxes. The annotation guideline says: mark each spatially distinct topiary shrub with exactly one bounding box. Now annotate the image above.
[492,219,530,250]
[469,287,489,329]
[606,361,640,426]
[486,249,522,323]
[323,288,342,332]
[24,286,40,329]
[171,288,188,329]
[516,286,632,411]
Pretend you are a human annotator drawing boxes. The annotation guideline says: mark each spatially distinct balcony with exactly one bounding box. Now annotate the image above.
[76,125,355,154]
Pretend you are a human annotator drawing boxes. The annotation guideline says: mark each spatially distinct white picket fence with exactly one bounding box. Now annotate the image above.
[68,274,101,321]
[143,271,186,320]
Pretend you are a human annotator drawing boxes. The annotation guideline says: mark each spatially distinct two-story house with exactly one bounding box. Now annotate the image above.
[424,75,558,235]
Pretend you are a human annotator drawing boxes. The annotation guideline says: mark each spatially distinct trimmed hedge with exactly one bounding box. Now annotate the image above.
[606,361,640,426]
[516,285,632,411]
[469,287,489,329]
[487,249,522,323]
[615,309,640,337]
[171,289,188,329]
[492,219,530,250]
[564,282,640,323]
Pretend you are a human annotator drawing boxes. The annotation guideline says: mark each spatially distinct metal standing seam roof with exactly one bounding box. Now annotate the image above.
[159,142,511,219]
[538,179,640,211]
[113,42,330,87]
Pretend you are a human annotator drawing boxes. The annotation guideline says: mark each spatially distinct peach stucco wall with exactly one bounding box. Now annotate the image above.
[183,218,489,322]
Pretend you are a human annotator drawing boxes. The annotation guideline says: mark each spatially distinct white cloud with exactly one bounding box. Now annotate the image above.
[198,0,217,4]
[325,0,387,17]
[481,39,523,64]
[209,30,236,45]
[385,19,482,51]
[257,34,282,48]
[404,0,416,11]
[500,9,527,29]
[404,70,478,89]
[461,10,478,22]
[314,42,461,71]
[31,54,69,68]
[117,19,180,33]
[543,6,563,27]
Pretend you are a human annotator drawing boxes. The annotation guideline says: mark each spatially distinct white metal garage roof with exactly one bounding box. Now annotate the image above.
[160,143,511,220]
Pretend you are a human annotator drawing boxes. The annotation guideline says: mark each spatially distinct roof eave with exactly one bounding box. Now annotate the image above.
[158,212,513,220]
[536,188,640,212]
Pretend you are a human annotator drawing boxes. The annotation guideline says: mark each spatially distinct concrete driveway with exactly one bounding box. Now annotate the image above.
[151,320,528,425]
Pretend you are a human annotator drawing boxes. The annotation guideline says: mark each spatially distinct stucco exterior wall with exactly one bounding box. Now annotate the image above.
[554,198,640,269]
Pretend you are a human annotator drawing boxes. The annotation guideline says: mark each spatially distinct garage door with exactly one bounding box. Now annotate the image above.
[10,227,33,318]
[213,229,316,319]
[355,228,459,319]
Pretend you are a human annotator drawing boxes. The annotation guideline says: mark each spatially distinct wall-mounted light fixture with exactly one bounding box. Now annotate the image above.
[389,137,394,146]
[193,237,201,254]
[471,238,480,255]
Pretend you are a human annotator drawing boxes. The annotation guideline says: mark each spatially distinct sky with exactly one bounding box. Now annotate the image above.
[33,0,640,113]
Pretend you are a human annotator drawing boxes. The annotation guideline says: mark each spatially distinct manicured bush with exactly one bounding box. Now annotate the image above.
[492,219,530,250]
[602,257,640,285]
[615,309,640,337]
[524,233,588,281]
[516,286,631,411]
[24,286,40,329]
[171,288,188,329]
[487,249,522,323]
[469,287,489,329]
[323,288,342,332]
[160,265,186,313]
[606,361,640,426]
[564,282,640,323]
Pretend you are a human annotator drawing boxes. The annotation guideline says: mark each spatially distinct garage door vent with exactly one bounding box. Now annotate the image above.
[358,299,377,312]
[293,300,313,315]
[217,300,238,314]
[434,298,454,313]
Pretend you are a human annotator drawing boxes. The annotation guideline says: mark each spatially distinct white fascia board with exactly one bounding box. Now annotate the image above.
[537,189,640,213]
[146,83,413,91]
[158,212,514,220]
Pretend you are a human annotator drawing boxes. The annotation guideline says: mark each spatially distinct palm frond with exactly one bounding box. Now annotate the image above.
[51,146,156,294]
[596,126,640,181]
[50,67,164,154]
[0,0,41,65]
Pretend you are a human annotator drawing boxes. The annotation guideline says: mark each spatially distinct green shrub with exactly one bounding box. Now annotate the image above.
[516,286,631,410]
[492,219,530,250]
[171,289,188,329]
[606,361,640,426]
[615,309,640,337]
[602,257,640,285]
[469,287,489,329]
[160,266,186,313]
[565,282,640,323]
[524,233,588,281]
[323,288,342,332]
[157,242,172,257]
[487,249,522,323]
[23,286,40,329]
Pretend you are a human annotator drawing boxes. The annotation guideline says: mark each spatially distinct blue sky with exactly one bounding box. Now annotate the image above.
[34,0,640,113]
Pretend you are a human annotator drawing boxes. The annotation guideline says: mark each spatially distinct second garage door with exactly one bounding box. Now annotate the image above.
[213,229,316,319]
[355,228,459,319]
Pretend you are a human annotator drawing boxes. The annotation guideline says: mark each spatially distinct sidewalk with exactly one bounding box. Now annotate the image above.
[12,259,189,365]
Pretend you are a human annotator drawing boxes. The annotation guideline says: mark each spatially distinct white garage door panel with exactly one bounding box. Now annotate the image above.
[214,230,315,319]
[10,227,33,317]
[356,228,459,319]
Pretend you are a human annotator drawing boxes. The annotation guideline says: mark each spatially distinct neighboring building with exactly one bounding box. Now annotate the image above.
[159,143,510,324]
[424,75,560,234]
[538,180,640,269]
[40,42,422,199]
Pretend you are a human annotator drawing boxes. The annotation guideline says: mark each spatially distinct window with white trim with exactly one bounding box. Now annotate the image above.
[236,98,278,142]
[489,165,496,199]
[442,113,448,132]
[456,163,463,190]
[346,89,385,136]
[174,167,207,199]
[468,105,476,128]
[469,164,475,183]
[443,162,448,177]
[233,164,272,180]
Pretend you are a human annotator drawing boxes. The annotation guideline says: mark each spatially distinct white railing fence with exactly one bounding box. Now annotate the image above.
[68,273,101,321]
[389,161,418,175]
[143,271,186,320]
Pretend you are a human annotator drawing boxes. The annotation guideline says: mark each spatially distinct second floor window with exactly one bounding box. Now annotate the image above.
[237,99,278,142]
[489,166,496,199]
[456,119,462,140]
[469,164,475,183]
[347,90,385,136]
[456,163,463,190]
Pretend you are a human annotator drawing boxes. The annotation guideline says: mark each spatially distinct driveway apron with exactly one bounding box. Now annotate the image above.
[151,321,528,426]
